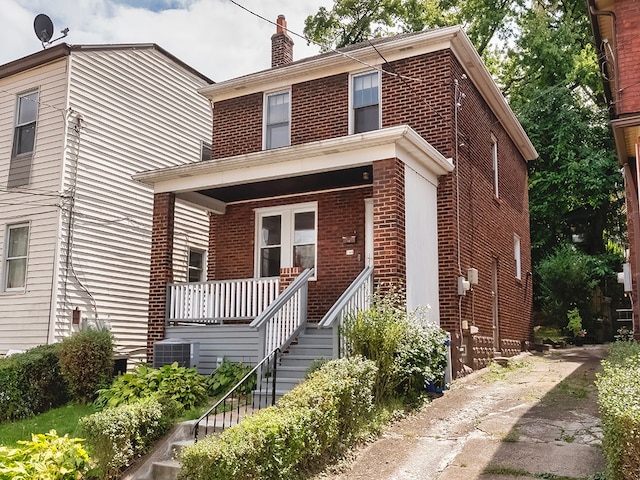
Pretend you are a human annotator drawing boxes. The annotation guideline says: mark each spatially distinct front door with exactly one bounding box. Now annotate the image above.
[364,198,373,267]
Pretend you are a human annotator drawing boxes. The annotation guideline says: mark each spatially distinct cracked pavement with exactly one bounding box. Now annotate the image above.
[317,345,607,480]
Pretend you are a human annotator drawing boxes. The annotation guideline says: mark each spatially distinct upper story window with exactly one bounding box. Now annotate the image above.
[188,248,205,282]
[264,90,290,150]
[255,202,317,278]
[4,223,29,291]
[491,134,499,198]
[351,71,380,134]
[514,233,521,280]
[9,91,39,188]
[200,141,212,162]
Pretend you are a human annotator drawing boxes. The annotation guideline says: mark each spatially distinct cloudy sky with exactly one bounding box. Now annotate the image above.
[0,0,335,82]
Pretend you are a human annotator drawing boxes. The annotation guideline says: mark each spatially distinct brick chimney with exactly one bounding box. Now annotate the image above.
[271,14,294,68]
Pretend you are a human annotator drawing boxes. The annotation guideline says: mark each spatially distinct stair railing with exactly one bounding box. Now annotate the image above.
[318,266,373,357]
[192,348,280,442]
[251,268,314,360]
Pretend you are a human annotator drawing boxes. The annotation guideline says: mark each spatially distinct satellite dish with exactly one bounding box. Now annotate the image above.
[34,14,54,43]
[33,14,69,49]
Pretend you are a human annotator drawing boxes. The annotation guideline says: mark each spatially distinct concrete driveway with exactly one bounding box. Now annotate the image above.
[319,345,607,480]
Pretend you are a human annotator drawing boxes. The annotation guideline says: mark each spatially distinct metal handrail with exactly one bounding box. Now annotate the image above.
[192,348,280,442]
[318,266,373,328]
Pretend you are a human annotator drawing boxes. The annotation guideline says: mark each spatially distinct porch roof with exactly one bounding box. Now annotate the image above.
[133,125,454,213]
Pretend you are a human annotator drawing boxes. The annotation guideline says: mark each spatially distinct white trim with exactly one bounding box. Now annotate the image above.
[514,233,521,280]
[254,202,318,279]
[188,247,206,283]
[491,134,499,198]
[3,222,30,292]
[364,198,374,267]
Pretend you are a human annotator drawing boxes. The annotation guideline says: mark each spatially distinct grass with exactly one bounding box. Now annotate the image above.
[484,464,592,480]
[533,326,567,344]
[0,403,98,446]
[483,360,531,383]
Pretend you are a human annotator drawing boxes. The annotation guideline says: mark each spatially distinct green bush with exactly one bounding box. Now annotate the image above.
[342,292,448,402]
[207,358,255,397]
[79,396,173,479]
[0,344,70,422]
[95,362,207,411]
[58,328,114,404]
[0,430,90,479]
[179,356,377,480]
[596,341,640,480]
[566,307,583,337]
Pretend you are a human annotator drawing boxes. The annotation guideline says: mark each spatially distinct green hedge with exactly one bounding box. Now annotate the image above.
[179,356,377,480]
[79,396,175,479]
[0,344,70,422]
[596,341,640,480]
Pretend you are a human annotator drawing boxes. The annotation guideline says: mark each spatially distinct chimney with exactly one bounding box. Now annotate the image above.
[271,14,294,68]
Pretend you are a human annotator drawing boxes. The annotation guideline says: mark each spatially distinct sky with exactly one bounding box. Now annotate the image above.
[0,0,335,82]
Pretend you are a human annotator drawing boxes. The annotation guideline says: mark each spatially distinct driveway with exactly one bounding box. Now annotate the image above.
[318,345,607,480]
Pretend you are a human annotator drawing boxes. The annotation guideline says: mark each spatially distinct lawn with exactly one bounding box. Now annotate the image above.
[0,403,97,446]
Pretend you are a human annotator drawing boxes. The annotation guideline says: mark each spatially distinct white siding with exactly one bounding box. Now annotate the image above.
[173,201,209,283]
[54,48,212,357]
[0,59,68,353]
[405,164,440,323]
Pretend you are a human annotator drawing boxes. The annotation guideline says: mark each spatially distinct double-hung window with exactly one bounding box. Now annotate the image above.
[492,134,499,198]
[514,234,522,280]
[9,91,39,188]
[256,203,317,278]
[352,71,380,134]
[4,224,29,291]
[264,90,290,149]
[188,248,205,283]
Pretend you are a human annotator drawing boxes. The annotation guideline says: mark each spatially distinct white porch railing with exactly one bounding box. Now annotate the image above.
[251,268,314,358]
[167,277,280,324]
[318,266,373,357]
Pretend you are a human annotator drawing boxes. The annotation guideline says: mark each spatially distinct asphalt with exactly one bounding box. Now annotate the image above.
[319,344,607,480]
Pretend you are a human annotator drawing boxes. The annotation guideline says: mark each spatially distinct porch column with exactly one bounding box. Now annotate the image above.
[372,158,406,291]
[147,192,176,363]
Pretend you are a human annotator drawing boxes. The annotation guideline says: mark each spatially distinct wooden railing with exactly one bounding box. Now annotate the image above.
[318,266,373,357]
[251,268,314,358]
[167,277,279,324]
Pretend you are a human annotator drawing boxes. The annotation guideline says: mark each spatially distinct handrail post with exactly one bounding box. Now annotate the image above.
[271,349,278,406]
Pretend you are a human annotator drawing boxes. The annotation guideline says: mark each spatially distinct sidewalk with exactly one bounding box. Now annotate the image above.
[319,345,607,480]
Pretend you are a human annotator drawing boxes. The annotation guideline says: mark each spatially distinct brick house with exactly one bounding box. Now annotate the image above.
[135,19,537,379]
[589,0,640,337]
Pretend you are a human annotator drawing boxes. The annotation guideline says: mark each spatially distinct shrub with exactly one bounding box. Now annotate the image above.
[342,291,448,402]
[0,430,90,480]
[207,358,255,397]
[95,362,207,411]
[566,307,583,337]
[79,396,173,479]
[596,341,640,480]
[179,356,377,480]
[58,328,114,403]
[0,344,70,422]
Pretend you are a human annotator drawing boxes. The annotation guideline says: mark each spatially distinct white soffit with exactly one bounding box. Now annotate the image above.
[133,125,453,194]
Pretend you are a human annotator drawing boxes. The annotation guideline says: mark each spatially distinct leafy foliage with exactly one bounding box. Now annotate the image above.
[79,397,173,479]
[179,356,376,480]
[95,362,207,411]
[596,342,640,480]
[207,359,255,397]
[0,344,70,423]
[58,328,114,404]
[566,308,583,337]
[342,290,448,403]
[0,430,90,480]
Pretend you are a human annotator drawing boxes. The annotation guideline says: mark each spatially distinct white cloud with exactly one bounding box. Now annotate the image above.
[0,0,334,81]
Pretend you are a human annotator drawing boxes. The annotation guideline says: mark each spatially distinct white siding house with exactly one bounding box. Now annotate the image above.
[0,44,212,358]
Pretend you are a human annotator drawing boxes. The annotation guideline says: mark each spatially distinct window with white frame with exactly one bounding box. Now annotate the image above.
[188,248,205,282]
[264,90,290,150]
[256,203,317,278]
[352,71,380,134]
[9,91,39,188]
[4,223,29,290]
[492,134,499,198]
[514,233,521,280]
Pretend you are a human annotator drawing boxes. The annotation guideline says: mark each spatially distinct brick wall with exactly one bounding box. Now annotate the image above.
[147,193,175,362]
[207,188,371,321]
[615,0,640,115]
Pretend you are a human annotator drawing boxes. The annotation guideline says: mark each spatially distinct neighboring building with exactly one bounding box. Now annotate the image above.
[0,44,212,358]
[589,0,640,337]
[136,19,537,377]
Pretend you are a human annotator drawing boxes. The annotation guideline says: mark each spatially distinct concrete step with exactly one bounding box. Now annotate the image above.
[295,333,333,346]
[151,459,180,480]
